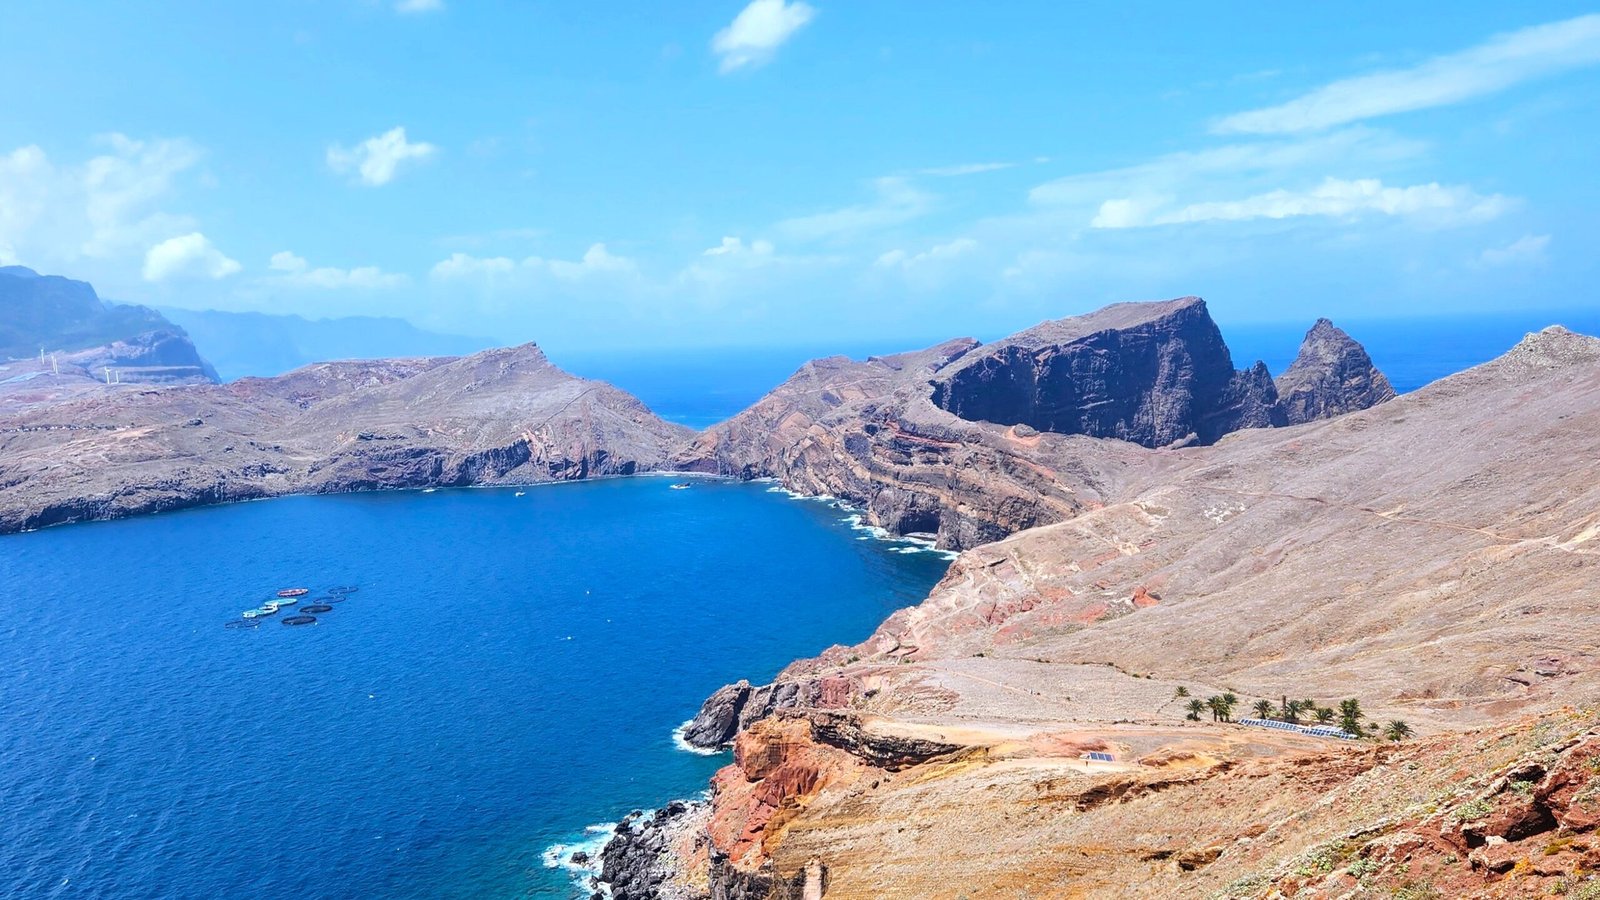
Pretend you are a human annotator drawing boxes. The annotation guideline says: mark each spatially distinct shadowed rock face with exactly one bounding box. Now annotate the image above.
[680,297,1389,552]
[929,297,1281,447]
[1274,317,1396,424]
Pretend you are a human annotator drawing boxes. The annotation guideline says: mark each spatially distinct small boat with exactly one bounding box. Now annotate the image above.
[670,482,692,490]
[514,491,526,497]
[422,488,437,494]
[241,610,260,619]
[256,604,280,616]
[276,588,310,598]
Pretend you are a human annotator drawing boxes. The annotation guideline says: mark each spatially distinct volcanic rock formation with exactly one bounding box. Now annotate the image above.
[0,266,216,384]
[644,325,1600,899]
[0,343,690,533]
[678,297,1392,551]
[927,297,1281,446]
[1274,317,1396,424]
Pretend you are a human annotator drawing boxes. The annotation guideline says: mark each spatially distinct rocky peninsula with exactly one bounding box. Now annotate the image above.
[614,312,1600,898]
[6,281,1597,898]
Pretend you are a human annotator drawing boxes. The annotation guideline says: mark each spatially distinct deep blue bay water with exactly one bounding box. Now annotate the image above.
[0,479,952,898]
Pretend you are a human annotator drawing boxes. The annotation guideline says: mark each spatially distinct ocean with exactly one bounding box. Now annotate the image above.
[0,479,951,898]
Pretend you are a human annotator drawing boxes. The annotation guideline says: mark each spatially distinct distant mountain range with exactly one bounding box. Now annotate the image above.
[0,266,217,384]
[157,307,495,381]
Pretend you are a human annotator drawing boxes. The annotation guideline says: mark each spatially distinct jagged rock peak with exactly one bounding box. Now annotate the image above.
[929,296,1276,447]
[1273,317,1395,425]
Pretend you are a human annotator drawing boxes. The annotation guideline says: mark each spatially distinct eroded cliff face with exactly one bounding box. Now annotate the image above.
[636,326,1600,899]
[0,343,691,533]
[679,298,1392,552]
[1274,318,1396,425]
[928,297,1281,446]
[631,705,1600,900]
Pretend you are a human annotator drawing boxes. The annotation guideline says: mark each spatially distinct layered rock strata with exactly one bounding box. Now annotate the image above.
[0,343,690,533]
[678,298,1393,552]
[647,326,1600,898]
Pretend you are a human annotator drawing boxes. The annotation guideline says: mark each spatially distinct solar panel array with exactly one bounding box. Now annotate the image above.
[1083,751,1115,762]
[1238,718,1358,740]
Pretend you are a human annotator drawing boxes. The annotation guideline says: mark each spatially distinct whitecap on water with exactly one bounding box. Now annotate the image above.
[671,720,728,757]
[542,822,617,898]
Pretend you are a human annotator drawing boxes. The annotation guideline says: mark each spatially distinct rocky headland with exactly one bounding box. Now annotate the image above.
[0,265,217,388]
[6,278,1597,897]
[676,298,1393,552]
[622,315,1600,898]
[0,342,690,533]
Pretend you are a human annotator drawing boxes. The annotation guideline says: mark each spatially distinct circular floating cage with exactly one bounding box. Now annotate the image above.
[326,586,359,596]
[300,604,333,614]
[315,595,344,604]
[224,619,261,629]
[281,615,317,626]
[276,587,311,598]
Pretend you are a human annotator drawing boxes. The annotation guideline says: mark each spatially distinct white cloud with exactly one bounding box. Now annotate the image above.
[1023,130,1508,232]
[430,252,516,280]
[712,0,816,73]
[142,232,241,282]
[1093,177,1511,229]
[426,244,638,285]
[1479,233,1551,266]
[326,127,437,186]
[875,238,977,269]
[0,134,206,275]
[703,236,775,257]
[1029,128,1425,208]
[394,0,443,13]
[915,162,1015,177]
[1215,14,1600,134]
[547,243,636,280]
[268,250,408,289]
[777,177,933,242]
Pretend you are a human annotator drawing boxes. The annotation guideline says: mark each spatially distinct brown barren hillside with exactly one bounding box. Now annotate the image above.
[0,343,690,533]
[612,321,1600,899]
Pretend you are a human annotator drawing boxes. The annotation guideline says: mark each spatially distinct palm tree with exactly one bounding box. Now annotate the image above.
[1338,698,1365,737]
[1282,699,1305,724]
[1315,707,1335,725]
[1222,691,1239,709]
[1384,721,1413,742]
[1186,699,1204,721]
[1253,699,1274,720]
[1207,696,1232,722]
[1175,686,1190,699]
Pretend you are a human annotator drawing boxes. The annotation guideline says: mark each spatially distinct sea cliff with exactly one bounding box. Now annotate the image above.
[603,316,1600,898]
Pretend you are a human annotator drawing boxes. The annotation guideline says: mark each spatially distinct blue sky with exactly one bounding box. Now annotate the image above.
[2,1,1597,351]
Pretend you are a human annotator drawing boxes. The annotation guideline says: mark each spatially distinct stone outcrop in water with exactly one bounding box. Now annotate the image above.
[1274,317,1396,425]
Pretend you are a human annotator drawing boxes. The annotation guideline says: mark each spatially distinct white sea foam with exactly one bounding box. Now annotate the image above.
[772,487,957,557]
[542,821,617,898]
[671,720,728,756]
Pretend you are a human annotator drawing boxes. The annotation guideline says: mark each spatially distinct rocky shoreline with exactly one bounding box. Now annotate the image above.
[585,322,1600,897]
